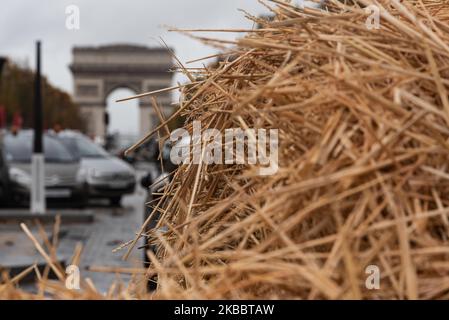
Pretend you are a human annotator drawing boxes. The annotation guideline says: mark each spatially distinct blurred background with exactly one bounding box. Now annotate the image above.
[1,0,266,140]
[0,0,266,292]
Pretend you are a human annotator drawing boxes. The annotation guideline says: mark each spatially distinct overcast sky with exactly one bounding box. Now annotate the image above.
[0,0,268,134]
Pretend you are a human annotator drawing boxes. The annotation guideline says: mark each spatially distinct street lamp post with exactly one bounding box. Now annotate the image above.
[0,57,6,129]
[0,57,6,77]
[31,41,46,214]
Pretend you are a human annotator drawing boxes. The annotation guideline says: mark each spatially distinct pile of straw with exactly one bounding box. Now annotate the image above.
[3,0,449,300]
[138,0,449,299]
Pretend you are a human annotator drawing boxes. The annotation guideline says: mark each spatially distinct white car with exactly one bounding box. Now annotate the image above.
[54,131,136,206]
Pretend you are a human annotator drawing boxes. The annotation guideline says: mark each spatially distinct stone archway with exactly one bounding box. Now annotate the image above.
[69,44,173,139]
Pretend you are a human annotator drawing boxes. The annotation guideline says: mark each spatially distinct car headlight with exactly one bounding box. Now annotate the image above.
[9,168,32,187]
[78,168,100,183]
[90,169,106,179]
[76,168,88,183]
[95,170,109,178]
[124,170,136,180]
[83,168,135,183]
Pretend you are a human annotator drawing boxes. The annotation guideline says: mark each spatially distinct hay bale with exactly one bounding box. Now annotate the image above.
[144,0,449,299]
[3,0,449,300]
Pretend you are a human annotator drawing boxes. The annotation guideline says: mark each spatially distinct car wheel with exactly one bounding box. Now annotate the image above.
[70,192,88,209]
[110,196,122,207]
[0,184,5,207]
[76,197,88,209]
[0,184,12,208]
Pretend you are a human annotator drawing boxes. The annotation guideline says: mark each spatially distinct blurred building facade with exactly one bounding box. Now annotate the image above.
[70,45,173,139]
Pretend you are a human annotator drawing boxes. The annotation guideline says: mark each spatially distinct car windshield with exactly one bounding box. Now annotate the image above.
[3,133,76,163]
[59,135,109,158]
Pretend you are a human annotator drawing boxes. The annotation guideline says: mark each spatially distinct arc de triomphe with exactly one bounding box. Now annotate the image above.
[70,44,173,139]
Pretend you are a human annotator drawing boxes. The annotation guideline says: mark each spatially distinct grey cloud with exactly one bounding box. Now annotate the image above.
[1,0,266,92]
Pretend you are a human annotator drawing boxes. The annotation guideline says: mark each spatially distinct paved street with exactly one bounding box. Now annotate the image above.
[0,166,154,294]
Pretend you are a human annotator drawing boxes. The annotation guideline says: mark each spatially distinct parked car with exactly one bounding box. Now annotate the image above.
[54,130,136,206]
[104,132,138,163]
[0,130,87,207]
[140,137,188,290]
